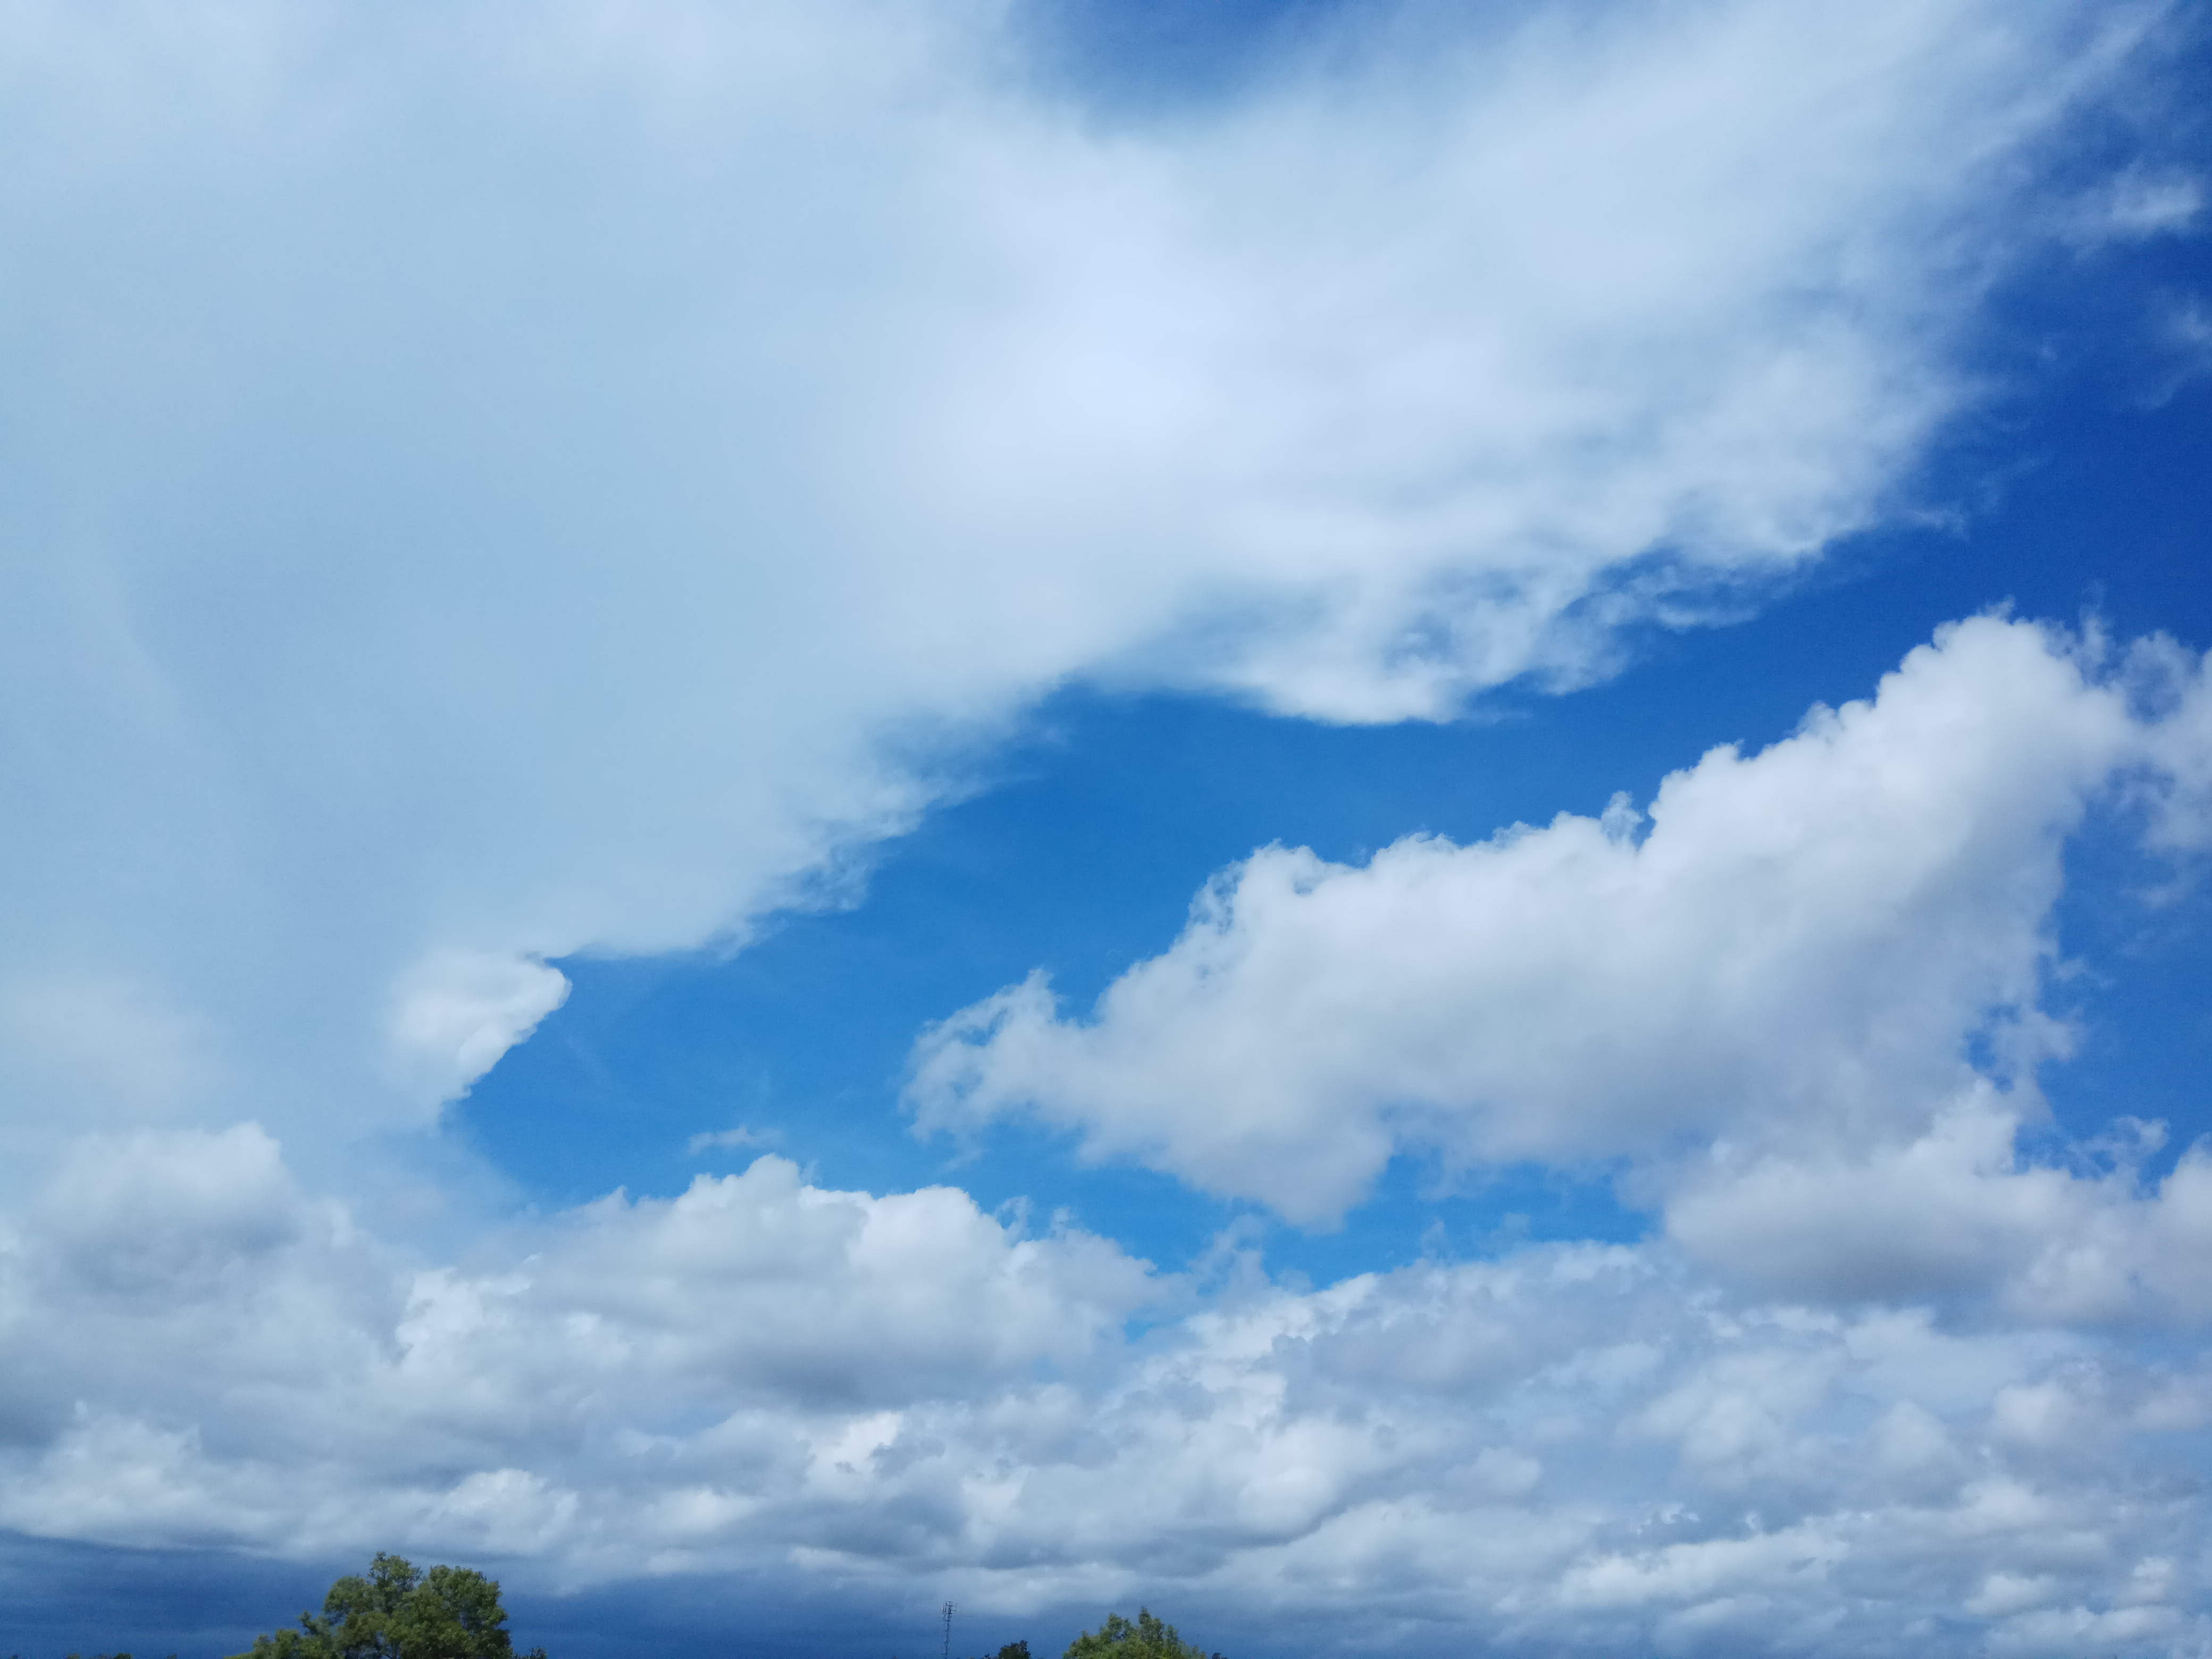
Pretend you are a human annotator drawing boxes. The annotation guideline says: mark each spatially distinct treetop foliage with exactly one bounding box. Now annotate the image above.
[74,1573,1213,1659]
[1062,1608,1222,1659]
[226,1553,544,1659]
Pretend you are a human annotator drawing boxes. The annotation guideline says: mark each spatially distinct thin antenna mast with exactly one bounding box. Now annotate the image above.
[943,1602,957,1659]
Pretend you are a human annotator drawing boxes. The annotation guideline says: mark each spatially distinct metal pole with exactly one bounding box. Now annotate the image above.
[943,1602,956,1659]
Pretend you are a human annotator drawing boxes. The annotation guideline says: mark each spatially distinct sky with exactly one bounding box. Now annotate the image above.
[3,1,2212,1655]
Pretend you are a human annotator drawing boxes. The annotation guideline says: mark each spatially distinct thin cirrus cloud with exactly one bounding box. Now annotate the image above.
[0,0,2182,1170]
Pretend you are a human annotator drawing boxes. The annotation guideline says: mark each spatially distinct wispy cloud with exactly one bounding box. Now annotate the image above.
[1,1,2205,1652]
[0,0,2172,1166]
[684,1124,785,1157]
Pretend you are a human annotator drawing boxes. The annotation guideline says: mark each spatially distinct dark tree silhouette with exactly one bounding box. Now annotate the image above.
[1063,1608,1222,1659]
[228,1552,545,1659]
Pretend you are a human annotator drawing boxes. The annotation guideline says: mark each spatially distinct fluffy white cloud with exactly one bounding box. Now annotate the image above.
[5,615,2211,1651]
[0,1138,1158,1552]
[910,618,2209,1225]
[1665,1097,2212,1320]
[2,1127,2209,1655]
[0,0,2180,1167]
[387,950,572,1112]
[5,4,2209,1650]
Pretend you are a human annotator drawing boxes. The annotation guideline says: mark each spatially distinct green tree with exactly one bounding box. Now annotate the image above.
[1062,1609,1221,1659]
[228,1553,546,1659]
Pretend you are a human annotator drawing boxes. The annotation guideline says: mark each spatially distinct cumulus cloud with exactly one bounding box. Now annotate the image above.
[2,1127,2208,1655]
[388,950,571,1113]
[912,617,2206,1226]
[0,1138,1158,1551]
[5,3,2209,1650]
[1664,1098,2212,1322]
[0,0,2182,1165]
[6,614,2212,1649]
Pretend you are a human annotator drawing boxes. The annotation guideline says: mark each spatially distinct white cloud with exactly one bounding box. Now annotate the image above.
[686,1124,784,1156]
[912,617,2197,1226]
[0,1136,1162,1552]
[3,4,2208,1649]
[0,0,2179,1164]
[2051,163,2205,245]
[0,973,214,1132]
[34,1123,310,1293]
[387,950,571,1113]
[1660,1100,2212,1325]
[2,1127,2209,1653]
[2141,294,2212,408]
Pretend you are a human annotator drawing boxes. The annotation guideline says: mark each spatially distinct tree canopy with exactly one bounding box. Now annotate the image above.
[1063,1608,1221,1659]
[227,1553,544,1659]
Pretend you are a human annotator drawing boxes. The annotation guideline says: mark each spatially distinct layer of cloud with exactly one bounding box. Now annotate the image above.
[5,4,2208,1649]
[0,0,2184,1167]
[3,1128,2210,1656]
[1664,1097,2212,1320]
[910,618,2210,1227]
[0,1135,1159,1553]
[4,620,2210,1650]
[388,950,573,1109]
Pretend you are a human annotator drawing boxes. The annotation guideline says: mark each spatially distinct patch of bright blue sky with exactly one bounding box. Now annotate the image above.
[451,18,2212,1291]
[456,205,2212,1286]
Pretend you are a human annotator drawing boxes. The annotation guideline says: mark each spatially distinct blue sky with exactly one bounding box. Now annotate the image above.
[464,227,2212,1281]
[3,3,2212,1657]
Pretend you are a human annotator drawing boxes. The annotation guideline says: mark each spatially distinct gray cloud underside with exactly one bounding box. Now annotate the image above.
[3,1128,2209,1657]
[8,619,2212,1655]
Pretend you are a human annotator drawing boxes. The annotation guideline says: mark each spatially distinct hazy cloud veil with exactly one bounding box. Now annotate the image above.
[1,0,2208,1653]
